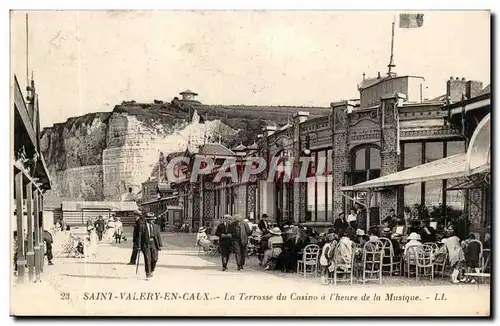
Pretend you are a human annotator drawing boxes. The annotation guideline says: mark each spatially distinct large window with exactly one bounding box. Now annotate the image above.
[305,149,333,222]
[402,140,466,215]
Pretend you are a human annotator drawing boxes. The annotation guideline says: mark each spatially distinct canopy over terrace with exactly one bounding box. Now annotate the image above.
[341,113,490,192]
[340,113,490,229]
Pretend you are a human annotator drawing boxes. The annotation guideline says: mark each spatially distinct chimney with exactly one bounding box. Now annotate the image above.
[377,72,381,79]
[293,111,309,124]
[446,77,467,103]
[466,80,483,99]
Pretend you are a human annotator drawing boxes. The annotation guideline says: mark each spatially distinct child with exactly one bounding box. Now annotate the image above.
[196,227,213,252]
[464,234,482,283]
[320,234,337,285]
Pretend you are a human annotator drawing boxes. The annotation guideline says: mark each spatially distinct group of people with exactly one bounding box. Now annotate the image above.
[317,220,485,285]
[214,214,252,271]
[86,215,124,243]
[196,208,487,285]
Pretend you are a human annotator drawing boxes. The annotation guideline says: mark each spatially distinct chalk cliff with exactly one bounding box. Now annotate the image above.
[40,100,330,206]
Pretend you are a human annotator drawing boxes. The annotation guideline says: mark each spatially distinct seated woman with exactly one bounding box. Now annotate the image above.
[196,227,213,252]
[262,227,284,270]
[334,230,354,271]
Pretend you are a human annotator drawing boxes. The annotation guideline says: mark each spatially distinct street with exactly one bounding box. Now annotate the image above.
[11,228,491,316]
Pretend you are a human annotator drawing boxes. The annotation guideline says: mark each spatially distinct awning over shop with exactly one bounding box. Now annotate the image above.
[341,113,490,192]
[341,153,468,191]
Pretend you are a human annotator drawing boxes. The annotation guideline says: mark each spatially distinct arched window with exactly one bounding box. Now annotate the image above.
[351,144,381,172]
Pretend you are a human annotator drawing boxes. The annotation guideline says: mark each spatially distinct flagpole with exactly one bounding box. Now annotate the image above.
[26,13,29,89]
[387,15,396,77]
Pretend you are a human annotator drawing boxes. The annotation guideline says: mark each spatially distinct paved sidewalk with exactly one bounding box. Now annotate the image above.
[10,230,491,316]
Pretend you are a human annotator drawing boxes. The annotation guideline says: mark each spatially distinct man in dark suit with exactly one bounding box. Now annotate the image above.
[94,216,105,241]
[258,214,270,234]
[137,213,163,279]
[229,214,252,270]
[128,210,143,265]
[333,212,348,234]
[215,214,232,271]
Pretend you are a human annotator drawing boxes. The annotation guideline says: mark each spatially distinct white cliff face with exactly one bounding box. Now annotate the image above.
[41,109,238,205]
[102,112,237,201]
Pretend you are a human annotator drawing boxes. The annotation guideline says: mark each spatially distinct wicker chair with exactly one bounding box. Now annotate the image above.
[415,244,434,281]
[379,237,401,276]
[361,240,384,285]
[433,247,448,277]
[297,244,320,278]
[423,242,439,251]
[332,241,357,285]
[404,245,422,278]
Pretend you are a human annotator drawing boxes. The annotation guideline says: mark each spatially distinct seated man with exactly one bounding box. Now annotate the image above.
[262,227,284,270]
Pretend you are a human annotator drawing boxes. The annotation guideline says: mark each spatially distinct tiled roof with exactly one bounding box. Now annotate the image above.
[180,89,198,95]
[198,143,235,156]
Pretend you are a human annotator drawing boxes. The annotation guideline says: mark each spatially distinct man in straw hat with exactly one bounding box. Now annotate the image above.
[228,213,252,270]
[137,212,163,279]
[215,214,233,271]
[261,227,284,270]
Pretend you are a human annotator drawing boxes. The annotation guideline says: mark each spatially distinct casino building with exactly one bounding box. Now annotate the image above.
[146,72,490,239]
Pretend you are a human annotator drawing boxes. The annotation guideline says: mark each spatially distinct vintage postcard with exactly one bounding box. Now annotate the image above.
[10,10,491,316]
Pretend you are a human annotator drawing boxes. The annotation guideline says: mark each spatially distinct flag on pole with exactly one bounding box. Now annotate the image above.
[399,13,424,28]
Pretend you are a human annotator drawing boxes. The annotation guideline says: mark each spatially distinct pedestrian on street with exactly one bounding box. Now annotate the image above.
[137,212,163,279]
[94,216,105,241]
[228,213,252,271]
[43,229,54,265]
[114,217,123,243]
[215,214,232,271]
[128,210,143,265]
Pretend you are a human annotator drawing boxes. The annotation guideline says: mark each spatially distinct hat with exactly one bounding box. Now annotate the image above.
[382,227,391,233]
[407,232,421,241]
[223,214,232,219]
[198,227,206,233]
[146,212,156,220]
[243,219,249,223]
[356,229,365,236]
[269,227,282,236]
[233,214,243,220]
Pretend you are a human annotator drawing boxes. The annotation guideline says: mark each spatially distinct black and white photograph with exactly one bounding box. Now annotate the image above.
[9,9,491,316]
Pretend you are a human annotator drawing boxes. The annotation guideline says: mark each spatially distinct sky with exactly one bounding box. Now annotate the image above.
[10,10,490,128]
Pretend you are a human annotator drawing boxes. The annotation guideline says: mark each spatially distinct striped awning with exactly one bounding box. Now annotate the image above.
[341,153,468,191]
